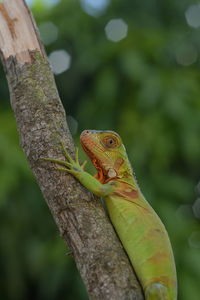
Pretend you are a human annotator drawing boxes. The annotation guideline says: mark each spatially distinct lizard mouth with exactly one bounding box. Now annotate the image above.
[80,139,102,168]
[81,141,96,162]
[80,138,107,183]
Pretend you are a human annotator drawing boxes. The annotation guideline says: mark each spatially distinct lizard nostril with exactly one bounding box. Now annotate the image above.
[80,130,90,138]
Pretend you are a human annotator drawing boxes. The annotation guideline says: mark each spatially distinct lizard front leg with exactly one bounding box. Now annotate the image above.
[43,143,114,197]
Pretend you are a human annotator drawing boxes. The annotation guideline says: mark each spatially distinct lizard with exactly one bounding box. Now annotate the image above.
[44,130,177,300]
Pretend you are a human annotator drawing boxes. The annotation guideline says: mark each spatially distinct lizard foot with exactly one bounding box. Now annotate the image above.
[42,142,87,176]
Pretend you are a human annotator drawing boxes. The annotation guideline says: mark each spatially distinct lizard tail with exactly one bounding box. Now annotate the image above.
[145,283,169,300]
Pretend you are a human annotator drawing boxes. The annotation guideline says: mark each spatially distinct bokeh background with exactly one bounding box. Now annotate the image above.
[0,0,200,299]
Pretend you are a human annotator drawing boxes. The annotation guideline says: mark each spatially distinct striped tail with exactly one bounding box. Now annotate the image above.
[145,283,169,300]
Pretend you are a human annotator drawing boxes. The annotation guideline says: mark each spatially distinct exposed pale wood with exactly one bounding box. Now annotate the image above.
[0,1,144,299]
[0,0,43,62]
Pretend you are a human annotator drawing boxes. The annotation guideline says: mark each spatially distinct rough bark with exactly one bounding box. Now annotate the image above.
[0,1,144,299]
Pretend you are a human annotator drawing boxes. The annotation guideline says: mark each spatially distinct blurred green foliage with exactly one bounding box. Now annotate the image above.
[0,0,200,299]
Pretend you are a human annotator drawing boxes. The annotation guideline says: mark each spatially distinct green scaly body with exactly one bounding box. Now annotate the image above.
[105,190,176,300]
[44,130,177,300]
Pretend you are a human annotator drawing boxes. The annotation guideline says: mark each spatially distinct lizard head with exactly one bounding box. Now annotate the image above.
[80,130,133,183]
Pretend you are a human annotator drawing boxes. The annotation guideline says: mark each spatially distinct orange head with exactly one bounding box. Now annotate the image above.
[80,130,134,184]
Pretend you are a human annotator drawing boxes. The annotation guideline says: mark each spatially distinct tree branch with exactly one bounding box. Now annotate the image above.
[0,1,143,299]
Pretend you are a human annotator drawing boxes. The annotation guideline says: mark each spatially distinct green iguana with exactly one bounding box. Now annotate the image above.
[44,130,177,300]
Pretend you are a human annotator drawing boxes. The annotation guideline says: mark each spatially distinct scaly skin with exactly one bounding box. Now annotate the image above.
[44,130,177,300]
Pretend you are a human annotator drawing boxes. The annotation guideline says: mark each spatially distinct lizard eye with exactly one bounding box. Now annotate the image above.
[102,135,119,148]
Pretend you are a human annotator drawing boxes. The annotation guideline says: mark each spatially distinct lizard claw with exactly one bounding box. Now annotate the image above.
[43,142,85,175]
[81,160,87,170]
[75,147,79,163]
[42,157,71,168]
[60,142,74,163]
